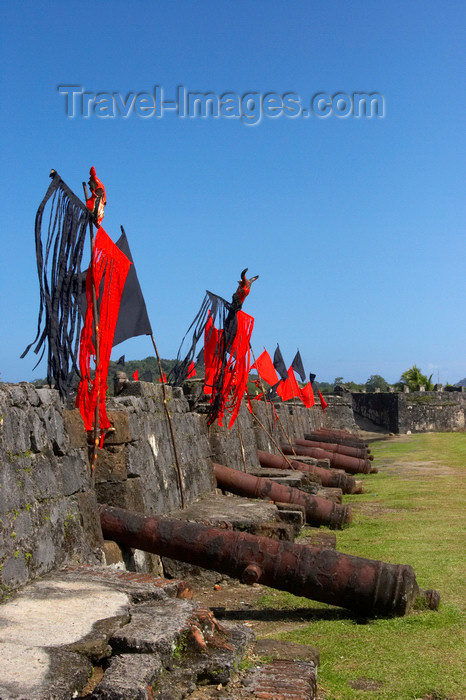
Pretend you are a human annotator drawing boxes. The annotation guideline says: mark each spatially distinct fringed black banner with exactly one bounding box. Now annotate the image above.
[169,290,254,427]
[21,171,91,398]
[169,290,231,387]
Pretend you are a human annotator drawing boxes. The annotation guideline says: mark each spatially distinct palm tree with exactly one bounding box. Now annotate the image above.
[400,365,434,391]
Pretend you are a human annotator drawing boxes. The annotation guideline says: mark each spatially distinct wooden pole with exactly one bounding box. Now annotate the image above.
[150,334,186,509]
[249,346,297,457]
[249,409,296,469]
[237,422,248,473]
[82,182,100,483]
[249,346,274,435]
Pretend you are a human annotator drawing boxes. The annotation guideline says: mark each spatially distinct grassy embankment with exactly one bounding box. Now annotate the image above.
[256,432,466,700]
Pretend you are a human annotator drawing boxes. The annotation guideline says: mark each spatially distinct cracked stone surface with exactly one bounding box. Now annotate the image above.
[0,578,130,699]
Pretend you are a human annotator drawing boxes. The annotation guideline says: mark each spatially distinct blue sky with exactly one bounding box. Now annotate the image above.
[0,0,464,385]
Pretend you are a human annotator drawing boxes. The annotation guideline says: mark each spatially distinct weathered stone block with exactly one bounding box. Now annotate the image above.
[63,409,87,448]
[95,445,127,484]
[61,450,89,495]
[2,406,31,454]
[96,478,146,512]
[42,405,69,456]
[103,410,132,444]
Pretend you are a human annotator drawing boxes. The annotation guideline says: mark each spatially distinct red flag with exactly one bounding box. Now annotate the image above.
[187,361,196,378]
[132,370,139,381]
[158,373,167,383]
[300,382,315,408]
[276,367,301,402]
[318,390,328,413]
[287,366,301,397]
[251,349,279,387]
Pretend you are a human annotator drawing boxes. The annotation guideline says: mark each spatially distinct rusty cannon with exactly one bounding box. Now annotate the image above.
[99,505,440,617]
[213,463,351,529]
[257,449,362,495]
[305,431,371,451]
[316,428,369,447]
[281,443,376,475]
[295,437,373,461]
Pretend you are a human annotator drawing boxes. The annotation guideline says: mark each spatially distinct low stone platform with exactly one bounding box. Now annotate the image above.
[0,565,253,700]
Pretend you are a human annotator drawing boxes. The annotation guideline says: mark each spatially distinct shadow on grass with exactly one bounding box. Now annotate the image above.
[211,605,369,624]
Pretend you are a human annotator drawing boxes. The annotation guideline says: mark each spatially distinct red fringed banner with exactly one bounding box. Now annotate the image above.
[76,228,131,431]
[203,310,254,429]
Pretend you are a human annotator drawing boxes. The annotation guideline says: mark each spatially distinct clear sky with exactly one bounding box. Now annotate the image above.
[0,1,464,386]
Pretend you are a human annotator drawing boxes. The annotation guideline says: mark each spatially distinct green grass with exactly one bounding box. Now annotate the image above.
[256,433,466,699]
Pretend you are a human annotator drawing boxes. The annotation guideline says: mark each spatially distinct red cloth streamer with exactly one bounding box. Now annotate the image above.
[187,361,196,378]
[132,370,139,381]
[318,389,328,413]
[158,373,167,383]
[76,228,131,431]
[203,310,254,429]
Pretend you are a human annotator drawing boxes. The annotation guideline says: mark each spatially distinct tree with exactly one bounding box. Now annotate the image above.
[400,365,434,391]
[365,374,389,392]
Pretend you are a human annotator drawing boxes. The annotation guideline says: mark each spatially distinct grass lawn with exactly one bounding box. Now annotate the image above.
[256,432,466,700]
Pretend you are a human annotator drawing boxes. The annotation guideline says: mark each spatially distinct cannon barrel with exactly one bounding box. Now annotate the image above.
[213,462,351,529]
[99,505,440,617]
[305,431,371,450]
[295,437,372,461]
[257,449,361,495]
[310,430,370,449]
[281,443,375,475]
[317,428,368,445]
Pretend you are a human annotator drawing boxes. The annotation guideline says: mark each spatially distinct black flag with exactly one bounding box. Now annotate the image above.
[78,227,152,347]
[309,372,316,387]
[273,345,288,382]
[112,227,152,346]
[291,350,306,383]
[117,355,125,366]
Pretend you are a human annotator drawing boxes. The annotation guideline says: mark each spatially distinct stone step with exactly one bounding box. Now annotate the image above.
[0,566,253,700]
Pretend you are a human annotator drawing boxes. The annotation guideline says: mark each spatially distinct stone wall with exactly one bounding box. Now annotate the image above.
[351,393,400,433]
[398,391,466,433]
[0,384,104,596]
[352,391,466,433]
[0,379,351,596]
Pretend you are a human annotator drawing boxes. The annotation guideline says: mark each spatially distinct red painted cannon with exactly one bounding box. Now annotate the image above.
[213,462,351,529]
[295,437,373,461]
[99,505,440,617]
[281,443,376,475]
[257,449,363,495]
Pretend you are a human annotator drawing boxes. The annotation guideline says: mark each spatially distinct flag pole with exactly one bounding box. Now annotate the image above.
[237,422,248,473]
[249,346,297,457]
[249,346,275,436]
[82,181,101,482]
[249,406,296,469]
[150,334,186,509]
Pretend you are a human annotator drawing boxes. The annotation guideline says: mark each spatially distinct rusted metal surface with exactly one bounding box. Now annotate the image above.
[295,437,372,461]
[257,449,361,495]
[99,505,440,617]
[213,463,351,529]
[307,431,370,449]
[281,443,373,475]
